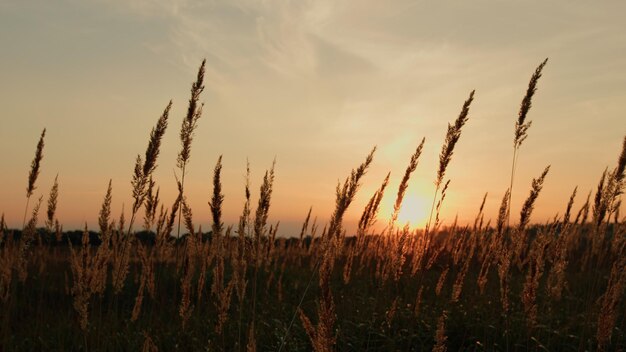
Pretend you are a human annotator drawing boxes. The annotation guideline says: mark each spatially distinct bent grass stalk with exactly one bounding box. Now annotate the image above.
[175,60,206,242]
[426,90,475,235]
[507,58,548,229]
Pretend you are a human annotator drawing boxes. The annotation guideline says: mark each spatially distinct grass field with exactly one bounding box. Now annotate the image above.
[1,60,625,351]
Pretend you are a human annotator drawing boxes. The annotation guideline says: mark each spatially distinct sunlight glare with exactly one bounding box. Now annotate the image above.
[396,194,429,229]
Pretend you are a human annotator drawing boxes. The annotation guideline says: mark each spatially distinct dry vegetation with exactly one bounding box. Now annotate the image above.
[1,60,625,351]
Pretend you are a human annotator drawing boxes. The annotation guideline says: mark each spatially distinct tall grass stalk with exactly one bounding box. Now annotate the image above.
[113,101,171,292]
[128,101,172,234]
[175,59,206,240]
[426,91,474,235]
[235,161,251,351]
[250,160,275,350]
[418,91,473,276]
[390,138,425,230]
[507,58,548,229]
[297,148,375,352]
[23,129,46,229]
[45,174,59,236]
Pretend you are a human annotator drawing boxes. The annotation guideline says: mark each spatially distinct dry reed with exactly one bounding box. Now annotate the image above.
[176,60,206,239]
[299,148,375,352]
[24,128,45,228]
[508,58,549,227]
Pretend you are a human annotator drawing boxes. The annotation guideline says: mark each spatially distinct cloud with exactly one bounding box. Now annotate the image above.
[97,0,336,78]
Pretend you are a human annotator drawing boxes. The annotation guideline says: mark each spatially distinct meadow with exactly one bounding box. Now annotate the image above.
[1,59,625,351]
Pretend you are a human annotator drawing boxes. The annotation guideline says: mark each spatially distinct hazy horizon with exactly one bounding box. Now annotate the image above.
[1,0,625,236]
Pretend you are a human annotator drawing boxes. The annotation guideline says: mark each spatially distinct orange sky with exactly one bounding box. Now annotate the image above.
[1,1,625,236]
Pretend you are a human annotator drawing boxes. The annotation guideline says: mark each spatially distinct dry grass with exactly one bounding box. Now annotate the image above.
[1,60,625,352]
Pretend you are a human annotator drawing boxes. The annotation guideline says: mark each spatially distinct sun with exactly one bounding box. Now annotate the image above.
[395,193,429,229]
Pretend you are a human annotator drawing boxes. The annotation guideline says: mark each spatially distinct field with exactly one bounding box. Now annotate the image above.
[1,60,625,351]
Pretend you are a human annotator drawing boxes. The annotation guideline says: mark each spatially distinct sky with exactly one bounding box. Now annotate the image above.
[1,0,625,236]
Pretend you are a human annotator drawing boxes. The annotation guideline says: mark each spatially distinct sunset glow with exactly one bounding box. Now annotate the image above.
[381,193,430,230]
[397,194,429,229]
[0,1,625,236]
[2,2,626,350]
